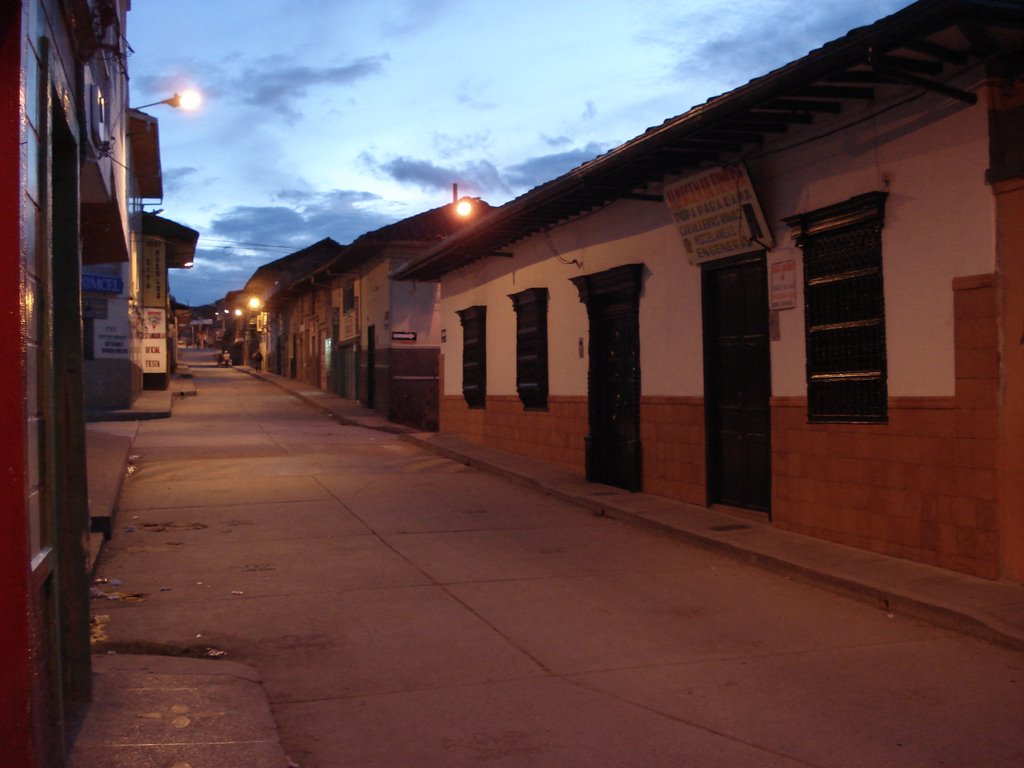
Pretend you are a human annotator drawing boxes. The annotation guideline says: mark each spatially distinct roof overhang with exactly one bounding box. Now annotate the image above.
[81,198,129,264]
[128,110,163,200]
[393,0,1024,281]
[142,213,199,268]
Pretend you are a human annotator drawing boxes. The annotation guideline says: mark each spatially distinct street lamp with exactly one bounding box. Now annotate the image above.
[132,89,202,111]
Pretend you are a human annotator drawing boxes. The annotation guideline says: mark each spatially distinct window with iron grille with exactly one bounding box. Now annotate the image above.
[509,288,549,410]
[456,306,486,408]
[783,192,888,423]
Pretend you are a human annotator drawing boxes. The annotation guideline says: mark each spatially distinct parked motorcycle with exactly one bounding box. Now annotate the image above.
[218,350,232,367]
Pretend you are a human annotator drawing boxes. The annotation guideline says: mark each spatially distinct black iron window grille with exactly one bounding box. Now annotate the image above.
[508,288,549,410]
[456,305,487,408]
[783,192,888,423]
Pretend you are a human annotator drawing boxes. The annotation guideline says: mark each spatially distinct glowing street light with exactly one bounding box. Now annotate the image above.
[247,296,263,311]
[454,198,474,218]
[133,89,203,111]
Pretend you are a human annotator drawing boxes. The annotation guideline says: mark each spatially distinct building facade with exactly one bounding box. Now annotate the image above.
[257,201,489,431]
[395,1,1024,582]
[1,0,134,763]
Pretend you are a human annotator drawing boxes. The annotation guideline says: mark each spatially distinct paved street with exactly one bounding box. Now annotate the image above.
[92,350,1024,768]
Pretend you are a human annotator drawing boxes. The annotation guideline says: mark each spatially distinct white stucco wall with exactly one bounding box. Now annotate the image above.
[753,69,994,397]
[440,69,995,401]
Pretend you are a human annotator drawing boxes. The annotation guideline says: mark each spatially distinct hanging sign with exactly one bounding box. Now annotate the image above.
[82,273,124,295]
[664,164,774,264]
[142,237,167,307]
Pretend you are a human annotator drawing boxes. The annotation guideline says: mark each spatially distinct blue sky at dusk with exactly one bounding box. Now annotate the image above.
[127,0,915,306]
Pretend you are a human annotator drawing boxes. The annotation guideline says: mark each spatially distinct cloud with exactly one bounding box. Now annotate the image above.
[170,251,265,306]
[431,130,493,160]
[646,1,913,97]
[160,166,199,195]
[456,79,498,110]
[363,139,611,200]
[502,142,607,190]
[132,52,388,124]
[380,0,457,36]
[363,153,509,197]
[208,188,395,247]
[236,54,390,120]
[170,188,403,305]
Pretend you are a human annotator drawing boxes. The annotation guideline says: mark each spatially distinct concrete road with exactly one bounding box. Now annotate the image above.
[94,350,1024,767]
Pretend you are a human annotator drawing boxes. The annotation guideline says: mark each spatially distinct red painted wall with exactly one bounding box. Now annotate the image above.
[0,4,33,765]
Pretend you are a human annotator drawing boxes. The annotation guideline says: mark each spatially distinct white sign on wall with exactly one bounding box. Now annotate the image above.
[770,259,798,310]
[143,308,166,338]
[95,314,130,359]
[142,337,166,373]
[664,164,774,264]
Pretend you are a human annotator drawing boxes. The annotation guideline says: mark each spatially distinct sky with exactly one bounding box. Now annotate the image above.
[127,0,916,306]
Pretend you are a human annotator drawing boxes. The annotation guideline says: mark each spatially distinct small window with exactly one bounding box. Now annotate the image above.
[342,281,356,313]
[783,192,888,423]
[509,288,549,410]
[456,306,486,408]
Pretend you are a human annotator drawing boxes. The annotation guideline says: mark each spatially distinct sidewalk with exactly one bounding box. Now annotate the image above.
[76,363,289,768]
[243,366,1024,653]
[85,364,197,572]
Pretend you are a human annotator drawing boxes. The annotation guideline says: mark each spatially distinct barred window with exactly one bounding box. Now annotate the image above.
[784,192,888,423]
[456,306,486,408]
[509,288,549,410]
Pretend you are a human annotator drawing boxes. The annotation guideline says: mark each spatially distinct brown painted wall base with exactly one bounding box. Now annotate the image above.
[773,274,1001,580]
[439,274,1005,580]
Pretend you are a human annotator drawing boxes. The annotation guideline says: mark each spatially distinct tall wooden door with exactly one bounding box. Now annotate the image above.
[572,264,643,492]
[703,254,771,512]
[365,325,376,409]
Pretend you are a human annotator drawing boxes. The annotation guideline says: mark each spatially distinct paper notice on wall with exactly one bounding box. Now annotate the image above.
[770,259,797,310]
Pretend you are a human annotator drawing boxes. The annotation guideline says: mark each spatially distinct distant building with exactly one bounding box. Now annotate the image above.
[394,0,1024,582]
[257,200,491,430]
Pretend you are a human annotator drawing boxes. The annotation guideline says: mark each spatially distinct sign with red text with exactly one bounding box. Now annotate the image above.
[142,337,166,373]
[770,259,798,310]
[664,164,774,264]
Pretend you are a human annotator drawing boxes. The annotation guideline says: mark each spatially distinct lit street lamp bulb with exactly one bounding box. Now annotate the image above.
[178,89,202,111]
[234,308,243,316]
[455,199,473,218]
[247,296,263,310]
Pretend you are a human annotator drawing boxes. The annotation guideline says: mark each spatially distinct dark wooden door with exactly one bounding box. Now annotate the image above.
[572,264,643,492]
[590,298,641,489]
[365,325,376,409]
[703,255,771,512]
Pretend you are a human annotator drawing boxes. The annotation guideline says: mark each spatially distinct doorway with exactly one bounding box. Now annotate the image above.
[572,264,644,491]
[365,325,376,409]
[702,253,771,513]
